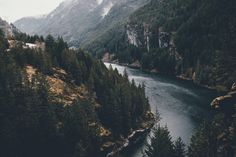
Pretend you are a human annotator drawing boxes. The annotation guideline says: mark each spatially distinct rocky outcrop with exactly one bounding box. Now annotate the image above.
[126,24,140,47]
[102,52,115,62]
[105,111,155,157]
[158,27,170,48]
[211,82,236,113]
[14,0,149,46]
[100,0,236,91]
[0,17,14,37]
[210,83,236,156]
[143,23,151,52]
[128,60,141,69]
[25,66,94,106]
[125,23,158,52]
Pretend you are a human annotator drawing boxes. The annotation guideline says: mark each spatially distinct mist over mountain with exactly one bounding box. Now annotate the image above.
[1,0,236,157]
[14,0,149,47]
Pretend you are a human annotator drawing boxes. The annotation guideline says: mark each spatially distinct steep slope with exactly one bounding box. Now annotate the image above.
[0,30,154,157]
[14,0,149,46]
[14,16,46,35]
[0,17,20,37]
[85,0,236,91]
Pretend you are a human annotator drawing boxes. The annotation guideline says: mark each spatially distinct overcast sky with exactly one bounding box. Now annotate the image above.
[0,0,65,22]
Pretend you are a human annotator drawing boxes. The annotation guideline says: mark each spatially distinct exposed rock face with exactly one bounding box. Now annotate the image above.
[211,82,236,113]
[25,65,93,106]
[84,0,236,91]
[211,82,236,156]
[0,18,16,37]
[125,23,157,51]
[143,23,151,52]
[0,17,21,40]
[13,16,46,35]
[14,0,150,46]
[158,28,170,48]
[129,60,141,69]
[102,52,115,62]
[126,25,139,47]
[158,32,169,48]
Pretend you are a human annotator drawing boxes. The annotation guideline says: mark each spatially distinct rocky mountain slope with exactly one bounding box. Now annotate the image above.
[85,0,236,91]
[14,0,149,47]
[13,0,236,90]
[0,17,19,37]
[0,30,154,157]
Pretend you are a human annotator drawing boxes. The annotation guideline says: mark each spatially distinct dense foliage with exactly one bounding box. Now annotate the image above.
[0,32,151,157]
[0,29,9,51]
[144,110,236,157]
[143,126,185,157]
[85,0,236,90]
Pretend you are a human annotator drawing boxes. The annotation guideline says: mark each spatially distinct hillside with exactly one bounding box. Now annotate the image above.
[0,17,20,37]
[14,0,149,47]
[84,0,236,91]
[0,30,154,157]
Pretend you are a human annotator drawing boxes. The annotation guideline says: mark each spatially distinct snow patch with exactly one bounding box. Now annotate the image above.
[26,43,37,49]
[97,0,103,5]
[102,2,113,18]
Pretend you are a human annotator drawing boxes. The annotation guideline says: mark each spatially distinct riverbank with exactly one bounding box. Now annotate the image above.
[103,61,225,92]
[105,63,219,157]
[106,128,151,157]
[103,112,155,157]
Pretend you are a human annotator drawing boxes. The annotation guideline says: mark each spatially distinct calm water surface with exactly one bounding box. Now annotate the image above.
[104,63,218,157]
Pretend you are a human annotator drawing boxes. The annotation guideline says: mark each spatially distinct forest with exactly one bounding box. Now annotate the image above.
[0,0,236,155]
[0,29,152,157]
[1,25,235,157]
[85,0,236,91]
[141,112,236,157]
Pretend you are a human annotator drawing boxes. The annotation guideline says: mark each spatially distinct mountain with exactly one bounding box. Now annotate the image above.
[13,16,46,35]
[85,0,236,91]
[14,0,149,47]
[0,17,20,37]
[0,29,154,157]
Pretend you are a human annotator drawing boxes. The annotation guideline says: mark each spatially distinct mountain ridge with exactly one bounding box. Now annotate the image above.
[14,0,150,46]
[84,0,236,91]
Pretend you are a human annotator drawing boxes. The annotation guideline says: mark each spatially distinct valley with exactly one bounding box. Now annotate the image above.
[105,63,218,157]
[0,0,235,156]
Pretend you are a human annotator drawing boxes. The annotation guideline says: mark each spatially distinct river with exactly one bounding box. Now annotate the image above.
[104,63,218,157]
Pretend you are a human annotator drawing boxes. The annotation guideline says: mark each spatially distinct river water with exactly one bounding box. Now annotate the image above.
[104,63,218,157]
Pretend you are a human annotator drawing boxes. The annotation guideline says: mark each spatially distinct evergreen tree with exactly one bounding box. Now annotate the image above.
[0,33,152,157]
[174,137,185,157]
[188,121,218,157]
[45,35,55,51]
[0,29,9,52]
[143,125,175,157]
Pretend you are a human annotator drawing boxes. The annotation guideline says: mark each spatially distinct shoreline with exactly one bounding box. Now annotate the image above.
[104,61,221,92]
[105,127,152,157]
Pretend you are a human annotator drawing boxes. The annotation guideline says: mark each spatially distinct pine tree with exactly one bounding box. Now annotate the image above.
[188,121,218,157]
[73,141,88,157]
[0,29,9,52]
[174,137,185,157]
[45,35,55,51]
[143,125,175,157]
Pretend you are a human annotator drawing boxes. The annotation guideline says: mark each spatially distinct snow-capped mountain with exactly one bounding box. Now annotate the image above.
[14,0,149,46]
